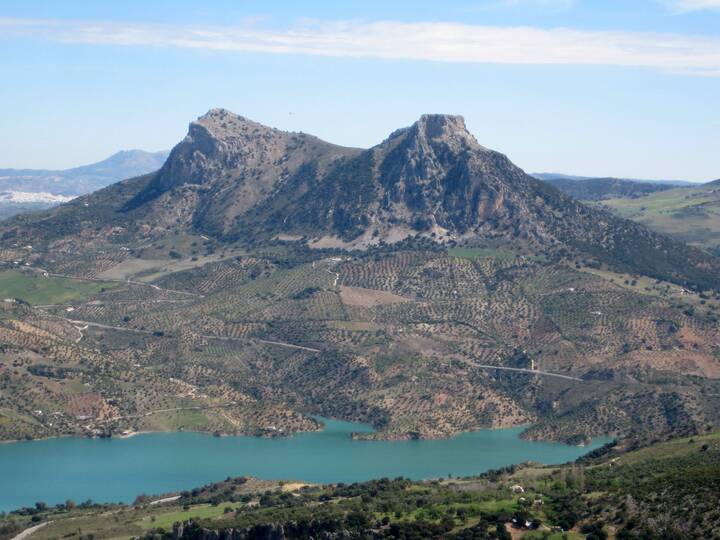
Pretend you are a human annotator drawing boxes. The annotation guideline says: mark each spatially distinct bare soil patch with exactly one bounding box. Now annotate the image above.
[339,286,411,307]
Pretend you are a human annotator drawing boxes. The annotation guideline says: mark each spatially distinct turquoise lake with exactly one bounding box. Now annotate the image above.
[0,419,610,512]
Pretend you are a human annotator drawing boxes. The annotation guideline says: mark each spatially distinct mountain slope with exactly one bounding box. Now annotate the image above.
[1,110,720,446]
[123,110,360,237]
[6,109,718,291]
[232,114,720,289]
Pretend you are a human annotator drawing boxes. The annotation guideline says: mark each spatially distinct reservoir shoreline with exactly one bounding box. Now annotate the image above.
[0,417,611,513]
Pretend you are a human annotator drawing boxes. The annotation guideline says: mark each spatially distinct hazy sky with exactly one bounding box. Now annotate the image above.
[1,0,719,181]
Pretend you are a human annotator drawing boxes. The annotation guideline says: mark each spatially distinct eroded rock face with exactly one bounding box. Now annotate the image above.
[369,113,537,237]
[126,109,545,244]
[125,108,359,235]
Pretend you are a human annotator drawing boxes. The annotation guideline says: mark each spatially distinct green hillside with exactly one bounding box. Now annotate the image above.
[601,181,720,255]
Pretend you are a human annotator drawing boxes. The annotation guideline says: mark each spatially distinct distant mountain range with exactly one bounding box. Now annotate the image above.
[0,149,169,219]
[0,149,170,196]
[538,176,677,202]
[532,172,698,187]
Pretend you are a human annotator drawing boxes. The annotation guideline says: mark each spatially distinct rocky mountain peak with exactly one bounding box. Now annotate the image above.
[198,107,236,121]
[387,114,485,153]
[192,108,277,141]
[123,109,359,226]
[416,114,470,139]
[125,110,297,209]
[6,108,720,291]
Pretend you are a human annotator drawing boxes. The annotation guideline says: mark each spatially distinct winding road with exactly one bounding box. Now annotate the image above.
[10,522,50,540]
[63,318,321,353]
[97,401,241,424]
[25,263,580,379]
[27,266,203,298]
[23,265,318,353]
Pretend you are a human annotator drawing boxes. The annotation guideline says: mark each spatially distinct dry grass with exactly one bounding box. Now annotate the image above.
[339,286,411,307]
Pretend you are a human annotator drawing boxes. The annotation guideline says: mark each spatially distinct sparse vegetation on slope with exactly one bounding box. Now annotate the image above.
[0,110,719,449]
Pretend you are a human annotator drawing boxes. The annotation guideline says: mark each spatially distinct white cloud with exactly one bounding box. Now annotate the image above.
[1,17,720,76]
[665,0,720,12]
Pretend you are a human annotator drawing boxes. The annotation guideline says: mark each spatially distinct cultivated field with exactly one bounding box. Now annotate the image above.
[1,240,718,444]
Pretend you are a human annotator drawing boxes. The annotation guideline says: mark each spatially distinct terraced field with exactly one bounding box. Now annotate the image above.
[1,241,718,445]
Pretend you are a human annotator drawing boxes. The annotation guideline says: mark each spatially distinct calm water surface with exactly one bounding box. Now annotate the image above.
[0,419,610,511]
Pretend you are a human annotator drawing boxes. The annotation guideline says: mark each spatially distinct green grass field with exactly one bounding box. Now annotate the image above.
[0,270,116,305]
[601,184,720,252]
[617,429,720,465]
[476,498,518,513]
[603,189,713,215]
[136,503,238,530]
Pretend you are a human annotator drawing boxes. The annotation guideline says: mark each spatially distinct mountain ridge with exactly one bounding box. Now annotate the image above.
[533,172,699,186]
[540,176,677,201]
[1,109,719,448]
[3,109,720,290]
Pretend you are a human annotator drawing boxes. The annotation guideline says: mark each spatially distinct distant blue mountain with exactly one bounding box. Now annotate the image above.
[0,149,170,196]
[0,149,169,219]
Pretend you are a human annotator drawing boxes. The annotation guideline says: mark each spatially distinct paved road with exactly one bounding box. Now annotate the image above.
[218,336,321,353]
[62,318,320,352]
[27,265,320,353]
[68,319,157,335]
[27,266,202,298]
[99,402,240,423]
[25,262,322,352]
[473,364,582,381]
[65,319,571,377]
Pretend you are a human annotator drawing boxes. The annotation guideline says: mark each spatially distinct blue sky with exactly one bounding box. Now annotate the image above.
[1,0,719,181]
